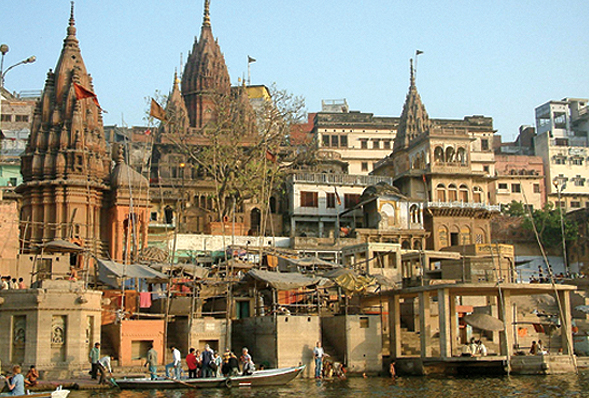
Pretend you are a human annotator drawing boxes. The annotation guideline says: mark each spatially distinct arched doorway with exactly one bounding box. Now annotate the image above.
[250,208,261,236]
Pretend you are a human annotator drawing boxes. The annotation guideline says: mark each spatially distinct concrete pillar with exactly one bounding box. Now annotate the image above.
[449,294,458,356]
[438,288,451,358]
[389,294,402,358]
[497,290,512,357]
[318,220,324,238]
[419,291,432,358]
[558,290,572,355]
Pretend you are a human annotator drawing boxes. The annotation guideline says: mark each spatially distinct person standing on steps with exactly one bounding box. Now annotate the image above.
[89,342,101,380]
[313,341,328,379]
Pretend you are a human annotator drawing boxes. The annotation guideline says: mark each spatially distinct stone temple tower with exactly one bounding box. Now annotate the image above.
[17,4,112,255]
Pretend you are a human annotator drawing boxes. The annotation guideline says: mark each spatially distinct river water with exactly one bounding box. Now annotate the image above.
[66,372,589,398]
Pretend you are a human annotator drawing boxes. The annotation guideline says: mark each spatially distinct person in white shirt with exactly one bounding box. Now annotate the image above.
[97,356,113,384]
[313,341,328,378]
[477,340,488,356]
[165,347,182,379]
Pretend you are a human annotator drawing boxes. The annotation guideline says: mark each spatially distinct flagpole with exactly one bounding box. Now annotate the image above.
[414,50,423,83]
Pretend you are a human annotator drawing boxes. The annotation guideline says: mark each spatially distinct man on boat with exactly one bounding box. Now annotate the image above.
[89,342,101,380]
[240,347,255,375]
[144,344,158,380]
[165,347,182,379]
[200,344,214,378]
[5,365,25,396]
[186,348,199,379]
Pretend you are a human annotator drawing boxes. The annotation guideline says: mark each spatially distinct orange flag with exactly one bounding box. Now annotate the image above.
[150,98,167,122]
[73,82,105,112]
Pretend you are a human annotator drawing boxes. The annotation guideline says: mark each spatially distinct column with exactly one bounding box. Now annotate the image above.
[558,290,572,355]
[389,294,402,358]
[449,294,458,356]
[438,288,451,358]
[419,291,432,358]
[497,290,512,357]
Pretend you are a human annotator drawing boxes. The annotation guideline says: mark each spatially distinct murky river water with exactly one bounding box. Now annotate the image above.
[66,372,589,398]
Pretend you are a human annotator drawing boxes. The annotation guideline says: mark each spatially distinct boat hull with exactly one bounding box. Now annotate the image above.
[115,365,305,389]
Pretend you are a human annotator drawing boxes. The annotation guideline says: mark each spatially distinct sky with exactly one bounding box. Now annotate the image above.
[2,1,588,141]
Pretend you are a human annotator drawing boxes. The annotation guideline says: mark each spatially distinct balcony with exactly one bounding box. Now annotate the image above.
[426,201,500,212]
[291,173,393,187]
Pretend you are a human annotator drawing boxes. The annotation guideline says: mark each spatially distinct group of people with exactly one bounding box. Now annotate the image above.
[529,340,548,355]
[156,345,255,380]
[0,277,25,290]
[2,365,40,396]
[89,342,114,385]
[461,337,488,357]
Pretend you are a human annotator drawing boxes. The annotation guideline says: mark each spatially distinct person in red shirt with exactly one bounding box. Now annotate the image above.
[186,348,199,379]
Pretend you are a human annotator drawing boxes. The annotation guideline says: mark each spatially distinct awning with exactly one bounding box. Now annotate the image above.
[322,268,376,295]
[36,239,86,253]
[463,313,505,331]
[243,269,321,290]
[97,259,169,288]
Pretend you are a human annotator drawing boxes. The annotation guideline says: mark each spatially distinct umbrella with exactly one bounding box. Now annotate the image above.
[463,313,505,331]
[575,305,589,314]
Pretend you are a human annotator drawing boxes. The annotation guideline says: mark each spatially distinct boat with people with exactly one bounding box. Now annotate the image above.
[115,365,305,389]
[0,386,70,398]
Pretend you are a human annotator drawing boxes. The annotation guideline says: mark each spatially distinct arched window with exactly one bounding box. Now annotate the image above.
[473,186,483,203]
[434,146,444,162]
[410,204,421,224]
[456,147,466,164]
[401,240,411,249]
[459,184,469,202]
[445,146,455,162]
[448,184,458,201]
[436,184,446,202]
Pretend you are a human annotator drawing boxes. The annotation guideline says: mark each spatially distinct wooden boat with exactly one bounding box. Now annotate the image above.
[0,386,70,398]
[115,365,305,389]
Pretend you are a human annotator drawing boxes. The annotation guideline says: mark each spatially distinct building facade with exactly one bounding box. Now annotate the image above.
[534,98,589,211]
[492,154,546,210]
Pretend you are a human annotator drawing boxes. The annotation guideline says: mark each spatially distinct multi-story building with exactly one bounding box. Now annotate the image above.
[534,98,589,211]
[373,61,500,250]
[492,154,546,211]
[311,99,398,175]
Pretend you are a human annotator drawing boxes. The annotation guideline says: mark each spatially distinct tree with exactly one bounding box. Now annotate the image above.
[517,202,578,250]
[151,83,314,233]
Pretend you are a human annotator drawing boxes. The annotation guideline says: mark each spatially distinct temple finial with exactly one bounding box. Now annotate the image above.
[203,0,211,27]
[410,58,415,87]
[67,1,76,36]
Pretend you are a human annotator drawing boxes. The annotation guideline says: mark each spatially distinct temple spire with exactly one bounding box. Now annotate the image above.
[67,1,76,37]
[203,0,211,28]
[410,58,415,88]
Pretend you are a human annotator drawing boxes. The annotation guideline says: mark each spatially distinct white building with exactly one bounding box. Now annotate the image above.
[534,98,589,211]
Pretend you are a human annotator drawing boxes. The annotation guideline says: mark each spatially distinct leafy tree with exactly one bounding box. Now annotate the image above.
[520,203,578,250]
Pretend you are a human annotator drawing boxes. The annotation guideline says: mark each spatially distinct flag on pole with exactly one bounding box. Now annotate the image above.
[416,50,424,55]
[265,150,277,163]
[334,187,342,206]
[150,98,167,122]
[248,55,256,63]
[73,82,106,112]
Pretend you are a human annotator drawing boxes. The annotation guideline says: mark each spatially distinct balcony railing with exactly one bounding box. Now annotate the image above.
[291,173,394,187]
[426,201,500,212]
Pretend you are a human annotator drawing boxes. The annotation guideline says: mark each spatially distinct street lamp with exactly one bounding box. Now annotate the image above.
[179,162,186,234]
[0,44,37,88]
[553,177,568,275]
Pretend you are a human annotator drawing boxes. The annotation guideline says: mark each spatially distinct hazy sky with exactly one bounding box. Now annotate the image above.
[3,1,588,140]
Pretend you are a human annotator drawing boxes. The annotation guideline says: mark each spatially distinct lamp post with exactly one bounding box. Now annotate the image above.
[553,177,568,275]
[0,44,37,88]
[179,162,186,234]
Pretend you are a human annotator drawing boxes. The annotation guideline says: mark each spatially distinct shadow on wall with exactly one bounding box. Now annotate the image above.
[301,344,313,378]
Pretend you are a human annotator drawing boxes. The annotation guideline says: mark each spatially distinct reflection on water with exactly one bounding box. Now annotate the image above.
[66,372,589,398]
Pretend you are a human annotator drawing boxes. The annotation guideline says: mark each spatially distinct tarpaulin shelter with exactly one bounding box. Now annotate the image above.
[97,259,168,288]
[242,269,322,290]
[322,268,376,295]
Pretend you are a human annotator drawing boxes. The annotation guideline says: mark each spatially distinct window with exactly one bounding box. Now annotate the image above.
[571,201,581,208]
[572,157,583,166]
[8,177,17,187]
[14,115,29,122]
[372,140,380,149]
[533,184,541,193]
[322,135,330,147]
[575,178,585,187]
[331,135,339,148]
[448,184,458,201]
[0,114,11,122]
[498,183,508,190]
[383,140,391,149]
[326,193,336,208]
[554,156,566,165]
[340,135,348,148]
[360,140,368,149]
[481,139,489,151]
[483,165,489,173]
[511,183,521,193]
[150,212,158,221]
[300,191,318,208]
[344,194,361,209]
[361,162,368,172]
